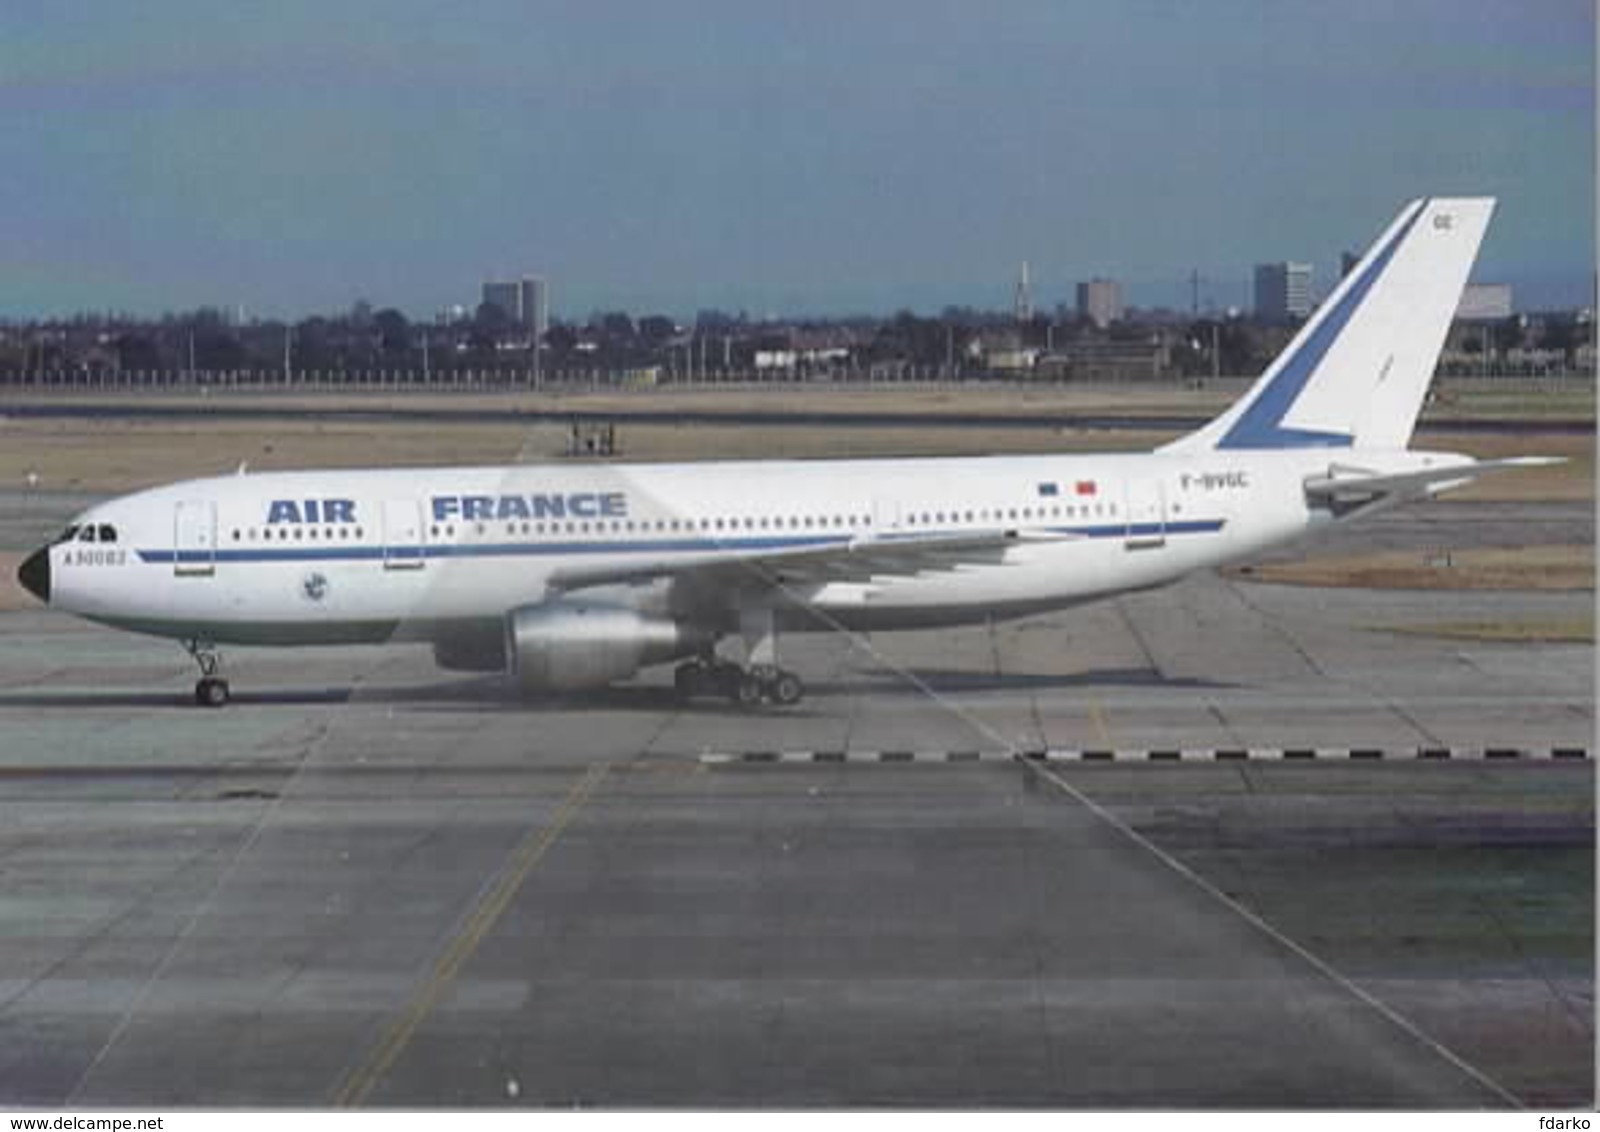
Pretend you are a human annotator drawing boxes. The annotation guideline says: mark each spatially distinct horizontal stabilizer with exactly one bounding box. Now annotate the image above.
[1303,457,1562,503]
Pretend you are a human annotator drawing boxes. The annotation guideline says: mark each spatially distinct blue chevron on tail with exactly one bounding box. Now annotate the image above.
[1165,198,1495,454]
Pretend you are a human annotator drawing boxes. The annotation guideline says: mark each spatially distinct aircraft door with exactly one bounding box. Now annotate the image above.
[872,497,902,535]
[173,500,216,576]
[382,499,426,570]
[1123,479,1166,550]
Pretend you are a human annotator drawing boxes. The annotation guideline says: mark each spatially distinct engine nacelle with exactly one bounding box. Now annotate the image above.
[431,633,506,673]
[506,600,707,691]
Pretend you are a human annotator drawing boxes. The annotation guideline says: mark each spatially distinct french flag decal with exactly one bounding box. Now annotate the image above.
[1075,480,1097,496]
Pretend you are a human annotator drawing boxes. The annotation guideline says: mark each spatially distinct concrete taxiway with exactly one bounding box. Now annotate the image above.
[0,494,1591,1107]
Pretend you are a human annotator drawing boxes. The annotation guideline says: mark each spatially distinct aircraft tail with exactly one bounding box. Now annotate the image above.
[1163,197,1494,454]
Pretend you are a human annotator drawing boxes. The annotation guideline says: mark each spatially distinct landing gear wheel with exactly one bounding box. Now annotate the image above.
[770,670,804,706]
[733,673,765,706]
[195,677,230,707]
[183,639,229,707]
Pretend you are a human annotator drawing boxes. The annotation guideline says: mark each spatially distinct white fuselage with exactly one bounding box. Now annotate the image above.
[43,446,1428,648]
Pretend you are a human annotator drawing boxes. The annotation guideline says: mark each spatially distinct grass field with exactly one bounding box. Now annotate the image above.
[1233,545,1595,592]
[1374,617,1595,643]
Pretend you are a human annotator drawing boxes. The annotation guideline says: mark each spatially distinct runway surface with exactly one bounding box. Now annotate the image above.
[0,495,1591,1107]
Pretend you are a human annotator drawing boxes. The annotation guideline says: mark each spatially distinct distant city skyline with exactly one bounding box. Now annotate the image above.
[2,1,1591,320]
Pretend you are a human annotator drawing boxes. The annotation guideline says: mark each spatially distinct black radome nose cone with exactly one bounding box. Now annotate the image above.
[16,547,49,603]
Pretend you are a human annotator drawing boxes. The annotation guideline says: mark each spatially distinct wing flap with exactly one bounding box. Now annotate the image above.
[547,527,1074,593]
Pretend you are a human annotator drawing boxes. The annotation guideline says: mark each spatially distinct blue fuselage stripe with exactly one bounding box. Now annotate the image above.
[135,519,1226,566]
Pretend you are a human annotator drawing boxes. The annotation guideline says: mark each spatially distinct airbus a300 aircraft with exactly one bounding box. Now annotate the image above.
[16,198,1552,707]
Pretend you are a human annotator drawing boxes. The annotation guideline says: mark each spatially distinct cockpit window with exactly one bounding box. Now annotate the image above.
[98,524,117,543]
[52,525,80,545]
[78,527,97,543]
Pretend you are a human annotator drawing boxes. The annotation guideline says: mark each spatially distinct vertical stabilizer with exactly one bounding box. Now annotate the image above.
[1164,198,1494,453]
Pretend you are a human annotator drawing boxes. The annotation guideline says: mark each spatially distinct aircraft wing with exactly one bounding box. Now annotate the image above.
[546,527,1073,593]
[1303,457,1561,504]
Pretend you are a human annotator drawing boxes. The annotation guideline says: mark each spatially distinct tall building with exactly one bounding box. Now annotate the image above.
[1456,283,1513,320]
[522,276,549,341]
[1076,278,1124,329]
[1254,262,1313,322]
[481,276,549,337]
[1013,262,1034,323]
[482,279,520,322]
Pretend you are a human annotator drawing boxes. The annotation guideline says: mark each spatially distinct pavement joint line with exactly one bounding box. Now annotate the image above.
[333,763,608,1109]
[1015,753,1527,1110]
[696,747,1587,764]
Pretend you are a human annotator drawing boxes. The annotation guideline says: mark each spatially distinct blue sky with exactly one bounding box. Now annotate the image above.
[1,0,1592,319]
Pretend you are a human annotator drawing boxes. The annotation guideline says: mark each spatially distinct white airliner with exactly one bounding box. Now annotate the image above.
[17,197,1552,706]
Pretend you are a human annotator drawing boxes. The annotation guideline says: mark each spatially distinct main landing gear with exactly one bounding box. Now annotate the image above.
[673,604,805,707]
[183,639,230,707]
[673,659,805,706]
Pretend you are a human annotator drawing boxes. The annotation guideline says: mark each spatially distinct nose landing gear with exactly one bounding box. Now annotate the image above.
[183,639,230,707]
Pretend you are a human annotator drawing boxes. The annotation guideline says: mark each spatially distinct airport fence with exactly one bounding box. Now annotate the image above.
[0,366,1589,396]
[0,367,1202,393]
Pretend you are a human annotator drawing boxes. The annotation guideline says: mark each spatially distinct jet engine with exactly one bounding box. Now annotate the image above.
[505,600,708,691]
[431,633,506,673]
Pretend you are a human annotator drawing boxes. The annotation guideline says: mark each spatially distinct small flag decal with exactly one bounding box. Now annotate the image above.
[1037,482,1059,497]
[1075,480,1097,496]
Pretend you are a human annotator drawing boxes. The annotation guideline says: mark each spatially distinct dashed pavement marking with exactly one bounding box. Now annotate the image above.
[699,746,1588,764]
